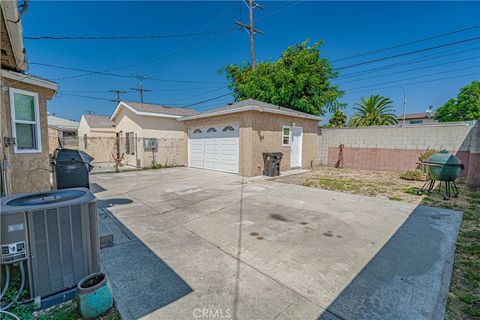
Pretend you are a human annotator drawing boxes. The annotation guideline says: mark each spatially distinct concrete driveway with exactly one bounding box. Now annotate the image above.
[91,168,462,320]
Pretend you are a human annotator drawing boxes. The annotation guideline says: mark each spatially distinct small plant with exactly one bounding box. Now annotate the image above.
[151,162,162,169]
[400,169,426,181]
[418,148,438,173]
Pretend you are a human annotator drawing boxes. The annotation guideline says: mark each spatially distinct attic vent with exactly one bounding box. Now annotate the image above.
[207,128,217,133]
[222,126,234,132]
[193,129,202,134]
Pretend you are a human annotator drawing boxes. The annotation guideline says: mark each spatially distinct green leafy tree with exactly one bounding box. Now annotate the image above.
[327,109,347,127]
[348,95,398,127]
[436,80,480,122]
[223,40,344,115]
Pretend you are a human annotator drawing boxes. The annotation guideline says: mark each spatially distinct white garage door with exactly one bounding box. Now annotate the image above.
[188,124,240,173]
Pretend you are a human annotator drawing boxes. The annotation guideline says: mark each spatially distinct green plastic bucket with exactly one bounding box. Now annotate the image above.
[77,272,113,319]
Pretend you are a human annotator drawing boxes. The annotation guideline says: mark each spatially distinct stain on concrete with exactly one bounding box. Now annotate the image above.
[256,236,264,240]
[249,232,259,237]
[269,213,289,222]
[336,235,343,238]
[323,231,334,237]
[300,222,308,225]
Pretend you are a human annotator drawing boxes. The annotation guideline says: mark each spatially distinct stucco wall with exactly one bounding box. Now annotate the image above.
[251,112,318,176]
[113,107,186,168]
[77,116,116,163]
[1,77,56,195]
[317,121,480,186]
[183,111,318,176]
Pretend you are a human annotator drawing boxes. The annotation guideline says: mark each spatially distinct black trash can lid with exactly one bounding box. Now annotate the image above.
[263,152,283,157]
[55,148,94,163]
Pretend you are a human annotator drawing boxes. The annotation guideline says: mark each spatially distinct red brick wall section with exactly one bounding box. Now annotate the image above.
[327,147,474,181]
[466,153,480,186]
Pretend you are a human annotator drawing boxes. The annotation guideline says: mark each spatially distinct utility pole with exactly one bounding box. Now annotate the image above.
[235,0,263,69]
[400,85,407,124]
[131,75,151,103]
[109,90,127,102]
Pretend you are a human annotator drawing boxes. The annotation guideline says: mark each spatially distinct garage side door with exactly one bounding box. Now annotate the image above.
[188,125,239,173]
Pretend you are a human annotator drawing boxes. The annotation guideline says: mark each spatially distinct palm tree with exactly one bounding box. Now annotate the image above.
[327,109,347,127]
[348,95,398,127]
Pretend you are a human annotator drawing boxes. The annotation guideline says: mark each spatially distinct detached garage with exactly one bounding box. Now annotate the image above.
[179,99,320,176]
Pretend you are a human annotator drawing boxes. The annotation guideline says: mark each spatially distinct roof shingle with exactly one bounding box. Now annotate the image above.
[83,115,115,129]
[125,101,199,117]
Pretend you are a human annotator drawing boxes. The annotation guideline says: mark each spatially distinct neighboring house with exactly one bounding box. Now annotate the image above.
[47,114,79,154]
[178,99,320,176]
[110,101,198,168]
[398,112,437,125]
[0,1,58,195]
[78,114,116,163]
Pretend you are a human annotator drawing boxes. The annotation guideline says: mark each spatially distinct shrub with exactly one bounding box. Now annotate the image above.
[151,162,162,169]
[400,169,426,181]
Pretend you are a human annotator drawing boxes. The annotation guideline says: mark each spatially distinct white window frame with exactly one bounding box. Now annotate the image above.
[282,125,291,146]
[9,88,42,154]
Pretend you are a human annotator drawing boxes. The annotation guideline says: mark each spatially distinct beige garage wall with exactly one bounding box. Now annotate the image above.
[183,111,319,176]
[252,112,318,175]
[183,111,254,175]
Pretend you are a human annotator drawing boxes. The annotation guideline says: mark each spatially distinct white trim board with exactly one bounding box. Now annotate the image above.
[178,105,321,121]
[110,101,184,121]
[1,70,58,91]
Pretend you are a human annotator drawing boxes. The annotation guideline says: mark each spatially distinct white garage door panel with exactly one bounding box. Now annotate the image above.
[188,125,239,173]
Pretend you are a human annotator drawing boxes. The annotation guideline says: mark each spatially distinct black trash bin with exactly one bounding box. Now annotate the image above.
[262,152,283,177]
[54,149,94,189]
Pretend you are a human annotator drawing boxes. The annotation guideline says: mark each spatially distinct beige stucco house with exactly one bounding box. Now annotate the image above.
[78,114,116,163]
[1,1,58,195]
[179,99,321,176]
[109,101,198,168]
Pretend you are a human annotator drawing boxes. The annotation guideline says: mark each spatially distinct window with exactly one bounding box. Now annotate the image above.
[143,138,157,151]
[282,126,291,146]
[10,88,41,153]
[207,127,217,133]
[193,129,202,134]
[222,126,234,132]
[125,132,135,155]
[410,120,423,124]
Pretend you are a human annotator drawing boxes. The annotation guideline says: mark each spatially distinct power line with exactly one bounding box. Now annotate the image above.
[181,93,232,107]
[337,45,480,79]
[344,67,478,92]
[29,61,228,84]
[332,25,480,63]
[334,36,480,70]
[344,72,478,96]
[336,55,480,85]
[256,0,303,21]
[60,93,115,102]
[24,29,234,40]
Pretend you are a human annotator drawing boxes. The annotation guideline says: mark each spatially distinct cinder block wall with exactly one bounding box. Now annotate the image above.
[316,121,479,186]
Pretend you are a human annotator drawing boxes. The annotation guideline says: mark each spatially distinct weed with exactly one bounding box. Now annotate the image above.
[151,162,162,169]
[388,196,402,201]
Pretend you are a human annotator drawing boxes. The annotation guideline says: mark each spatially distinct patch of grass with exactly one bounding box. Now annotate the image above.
[388,196,402,201]
[403,186,420,195]
[34,299,121,320]
[399,169,426,181]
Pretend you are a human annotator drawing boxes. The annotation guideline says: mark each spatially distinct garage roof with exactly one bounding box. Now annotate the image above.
[110,101,198,121]
[83,115,115,129]
[178,99,321,121]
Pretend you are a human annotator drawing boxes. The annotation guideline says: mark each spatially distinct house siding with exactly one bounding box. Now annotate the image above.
[1,78,56,195]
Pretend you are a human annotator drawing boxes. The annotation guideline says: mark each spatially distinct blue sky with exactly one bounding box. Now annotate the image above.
[24,1,479,122]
